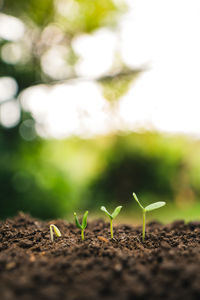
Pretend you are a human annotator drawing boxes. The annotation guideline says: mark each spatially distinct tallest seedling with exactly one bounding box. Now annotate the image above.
[133,193,166,242]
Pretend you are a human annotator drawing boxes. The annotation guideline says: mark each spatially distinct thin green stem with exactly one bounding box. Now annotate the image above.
[142,210,146,242]
[110,219,113,239]
[81,229,84,241]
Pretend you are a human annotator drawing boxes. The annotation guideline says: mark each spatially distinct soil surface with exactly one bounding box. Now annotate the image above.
[0,213,200,300]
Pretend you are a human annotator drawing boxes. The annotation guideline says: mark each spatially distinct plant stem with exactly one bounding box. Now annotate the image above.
[81,229,84,241]
[142,210,146,242]
[110,219,113,239]
[50,225,54,242]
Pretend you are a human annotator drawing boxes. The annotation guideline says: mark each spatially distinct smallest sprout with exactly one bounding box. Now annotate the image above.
[74,211,88,241]
[100,206,122,239]
[49,224,61,242]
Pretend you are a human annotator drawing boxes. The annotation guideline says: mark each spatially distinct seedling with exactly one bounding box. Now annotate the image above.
[133,192,166,242]
[49,224,61,242]
[74,211,88,241]
[100,206,122,239]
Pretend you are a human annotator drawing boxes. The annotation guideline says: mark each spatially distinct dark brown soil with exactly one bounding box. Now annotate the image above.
[1,213,200,300]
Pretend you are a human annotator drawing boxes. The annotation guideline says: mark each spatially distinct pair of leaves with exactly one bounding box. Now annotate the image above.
[74,211,88,230]
[133,193,166,212]
[101,206,122,220]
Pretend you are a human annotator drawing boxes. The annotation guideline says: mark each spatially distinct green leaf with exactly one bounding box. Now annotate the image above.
[100,206,112,219]
[111,206,122,219]
[133,193,144,210]
[74,212,82,229]
[53,225,61,237]
[145,201,166,212]
[82,211,88,229]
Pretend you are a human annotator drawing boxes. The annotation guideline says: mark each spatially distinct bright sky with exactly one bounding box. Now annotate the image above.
[1,0,200,138]
[119,0,200,136]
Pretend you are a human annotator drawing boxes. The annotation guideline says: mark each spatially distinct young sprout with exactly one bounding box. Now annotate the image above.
[49,224,61,242]
[100,206,122,239]
[74,211,88,241]
[133,192,166,242]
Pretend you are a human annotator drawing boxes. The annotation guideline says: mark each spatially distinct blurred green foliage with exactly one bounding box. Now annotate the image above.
[0,0,126,92]
[1,130,200,219]
[3,0,55,27]
[99,69,142,103]
[0,127,75,219]
[82,132,200,209]
[0,0,130,219]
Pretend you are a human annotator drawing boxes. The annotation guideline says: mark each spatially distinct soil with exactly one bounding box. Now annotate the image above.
[1,213,200,300]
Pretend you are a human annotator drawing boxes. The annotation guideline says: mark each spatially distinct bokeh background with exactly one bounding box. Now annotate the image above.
[1,0,200,223]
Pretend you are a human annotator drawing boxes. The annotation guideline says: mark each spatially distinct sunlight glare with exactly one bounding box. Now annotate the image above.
[20,82,109,138]
[72,29,117,78]
[0,77,18,102]
[0,13,24,41]
[0,100,20,128]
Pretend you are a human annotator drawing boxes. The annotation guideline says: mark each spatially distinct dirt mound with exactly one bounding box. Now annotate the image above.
[0,213,200,300]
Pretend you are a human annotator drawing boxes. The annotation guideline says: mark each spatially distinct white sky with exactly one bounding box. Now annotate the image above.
[1,0,200,138]
[119,0,200,136]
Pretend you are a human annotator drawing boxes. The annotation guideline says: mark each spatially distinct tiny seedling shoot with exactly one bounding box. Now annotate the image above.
[74,211,88,241]
[49,224,61,242]
[101,206,122,239]
[133,193,166,242]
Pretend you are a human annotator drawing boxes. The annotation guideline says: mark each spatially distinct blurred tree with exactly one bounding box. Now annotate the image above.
[0,0,137,219]
[2,0,197,221]
[0,0,131,92]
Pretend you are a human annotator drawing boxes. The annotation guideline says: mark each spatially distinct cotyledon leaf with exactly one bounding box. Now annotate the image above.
[145,201,166,212]
[50,224,61,242]
[101,206,112,219]
[82,211,88,229]
[53,225,61,237]
[74,212,82,229]
[111,206,122,219]
[133,193,144,210]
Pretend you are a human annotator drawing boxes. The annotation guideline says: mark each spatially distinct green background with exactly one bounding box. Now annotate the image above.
[0,0,200,223]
